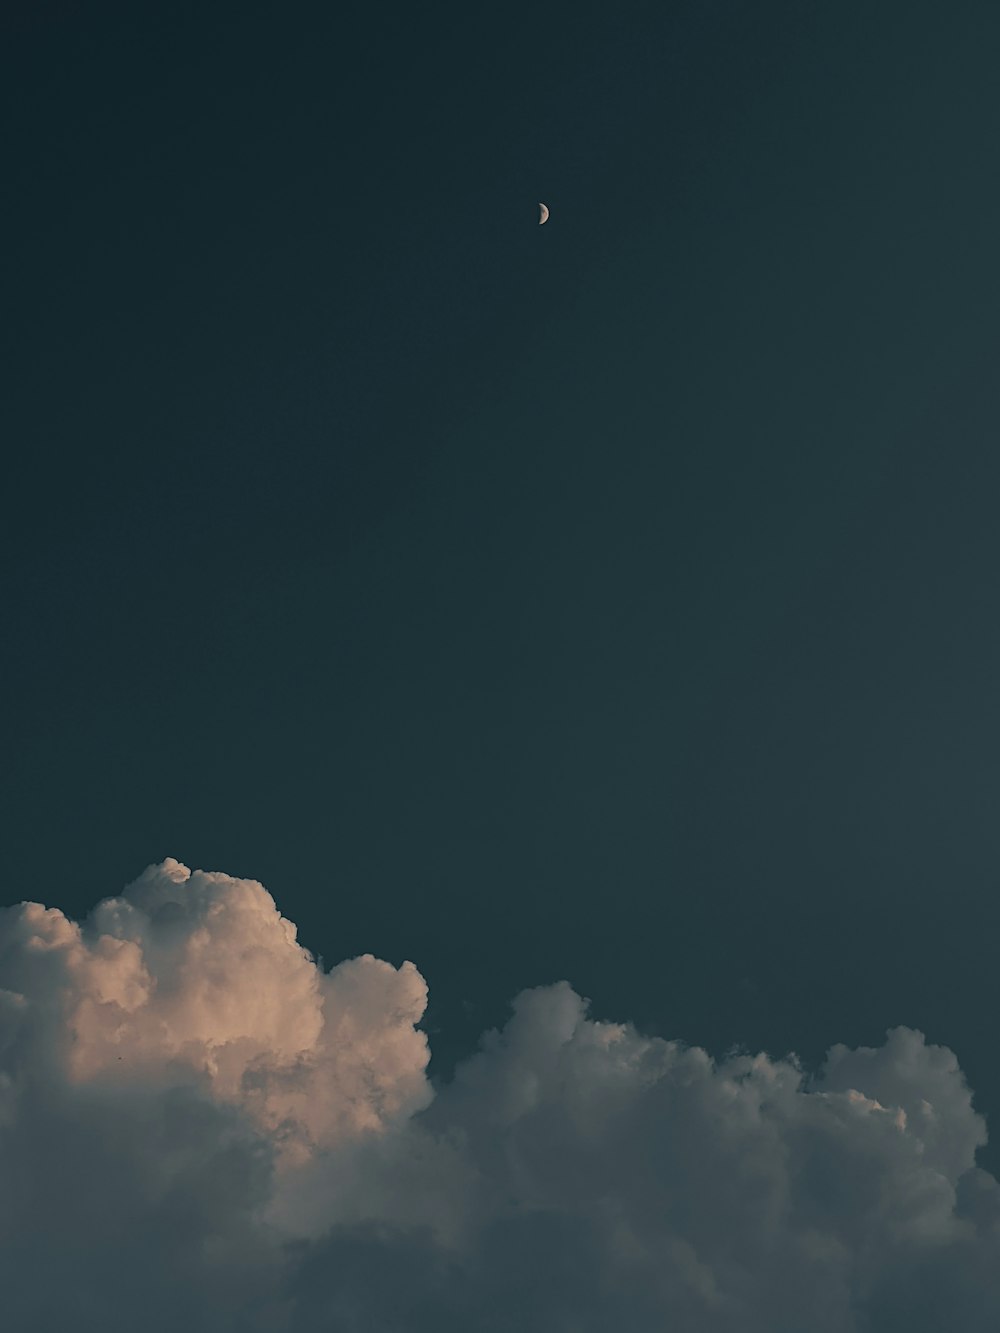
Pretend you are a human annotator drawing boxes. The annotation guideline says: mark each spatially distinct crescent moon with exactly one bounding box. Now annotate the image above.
[539,202,549,225]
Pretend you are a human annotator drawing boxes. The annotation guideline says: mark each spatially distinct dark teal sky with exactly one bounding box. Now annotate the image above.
[5,2,1000,1167]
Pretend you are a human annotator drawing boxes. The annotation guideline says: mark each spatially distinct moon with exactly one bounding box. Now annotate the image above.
[539,202,549,225]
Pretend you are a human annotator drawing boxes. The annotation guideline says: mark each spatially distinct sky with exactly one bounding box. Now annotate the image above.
[4,2,1000,1327]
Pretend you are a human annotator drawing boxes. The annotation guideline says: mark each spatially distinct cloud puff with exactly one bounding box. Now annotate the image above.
[1,860,998,1331]
[0,858,430,1160]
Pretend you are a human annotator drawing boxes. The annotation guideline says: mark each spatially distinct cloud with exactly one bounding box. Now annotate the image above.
[1,860,998,1331]
[1,858,430,1159]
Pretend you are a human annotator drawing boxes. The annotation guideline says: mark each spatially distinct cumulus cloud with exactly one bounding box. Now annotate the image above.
[0,860,998,1331]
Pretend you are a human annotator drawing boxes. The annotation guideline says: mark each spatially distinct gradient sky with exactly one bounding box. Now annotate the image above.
[5,0,1000,1193]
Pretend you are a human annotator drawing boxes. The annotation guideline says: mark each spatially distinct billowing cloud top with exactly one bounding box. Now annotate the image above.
[1,860,998,1331]
[1,858,431,1158]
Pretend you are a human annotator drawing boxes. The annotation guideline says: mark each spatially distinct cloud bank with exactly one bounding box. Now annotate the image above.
[1,859,997,1330]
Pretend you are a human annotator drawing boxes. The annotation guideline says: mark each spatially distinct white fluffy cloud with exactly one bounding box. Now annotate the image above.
[1,860,998,1331]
